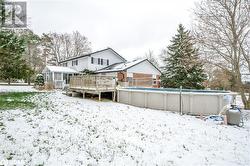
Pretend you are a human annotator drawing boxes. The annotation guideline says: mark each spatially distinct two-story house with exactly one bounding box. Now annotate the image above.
[59,48,126,72]
[42,48,161,88]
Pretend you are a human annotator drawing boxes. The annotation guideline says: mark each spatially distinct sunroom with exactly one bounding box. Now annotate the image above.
[42,66,78,89]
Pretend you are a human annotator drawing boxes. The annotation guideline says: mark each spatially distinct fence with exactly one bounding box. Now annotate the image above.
[117,88,235,115]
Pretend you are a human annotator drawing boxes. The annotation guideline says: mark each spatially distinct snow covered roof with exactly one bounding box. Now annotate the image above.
[96,59,161,73]
[42,66,79,74]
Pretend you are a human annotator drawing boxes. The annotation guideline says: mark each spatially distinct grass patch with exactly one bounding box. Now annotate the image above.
[0,92,38,110]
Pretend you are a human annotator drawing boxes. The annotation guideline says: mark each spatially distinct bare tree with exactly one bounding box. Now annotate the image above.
[41,31,92,65]
[63,33,73,59]
[51,33,63,64]
[41,33,57,65]
[193,0,250,108]
[133,49,160,68]
[145,49,160,67]
[72,31,92,57]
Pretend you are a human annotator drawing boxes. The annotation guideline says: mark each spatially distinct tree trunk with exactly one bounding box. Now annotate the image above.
[232,70,250,109]
[28,77,31,85]
[241,92,250,109]
[236,75,250,109]
[8,78,11,85]
[245,100,250,110]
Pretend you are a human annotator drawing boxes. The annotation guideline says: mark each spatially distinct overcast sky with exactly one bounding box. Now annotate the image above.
[26,0,198,60]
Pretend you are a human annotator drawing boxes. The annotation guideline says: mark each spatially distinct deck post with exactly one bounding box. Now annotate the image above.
[99,92,101,101]
[113,90,116,101]
[82,91,85,99]
[117,90,120,102]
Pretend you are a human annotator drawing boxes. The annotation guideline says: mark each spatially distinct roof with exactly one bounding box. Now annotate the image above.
[96,59,162,74]
[42,66,79,74]
[59,47,126,63]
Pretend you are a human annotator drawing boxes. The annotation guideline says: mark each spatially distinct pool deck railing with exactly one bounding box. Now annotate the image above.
[69,75,116,101]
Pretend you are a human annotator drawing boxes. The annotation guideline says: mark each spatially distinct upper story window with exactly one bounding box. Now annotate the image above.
[72,60,78,66]
[91,57,110,66]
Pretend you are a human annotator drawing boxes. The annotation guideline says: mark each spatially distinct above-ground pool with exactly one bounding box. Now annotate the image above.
[117,87,236,115]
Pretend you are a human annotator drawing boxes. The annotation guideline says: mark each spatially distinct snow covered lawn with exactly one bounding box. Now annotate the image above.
[0,86,250,165]
[0,85,37,93]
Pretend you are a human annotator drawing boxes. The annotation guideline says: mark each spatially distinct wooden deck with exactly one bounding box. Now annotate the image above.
[69,75,116,101]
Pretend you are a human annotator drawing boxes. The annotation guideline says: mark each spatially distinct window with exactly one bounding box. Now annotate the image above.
[91,57,109,65]
[62,62,67,67]
[72,60,78,66]
[54,72,62,80]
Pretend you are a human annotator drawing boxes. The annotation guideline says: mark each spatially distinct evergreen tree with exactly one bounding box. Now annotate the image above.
[19,29,42,84]
[161,24,206,89]
[0,30,33,84]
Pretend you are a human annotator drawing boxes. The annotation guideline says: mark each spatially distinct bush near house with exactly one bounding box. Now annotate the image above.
[35,74,45,86]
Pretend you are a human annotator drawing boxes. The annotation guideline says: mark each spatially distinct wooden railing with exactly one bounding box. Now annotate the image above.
[69,75,116,90]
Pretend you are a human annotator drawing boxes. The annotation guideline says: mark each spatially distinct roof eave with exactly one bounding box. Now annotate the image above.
[58,47,127,63]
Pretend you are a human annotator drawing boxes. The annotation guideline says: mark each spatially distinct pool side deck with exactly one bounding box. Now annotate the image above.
[68,75,117,101]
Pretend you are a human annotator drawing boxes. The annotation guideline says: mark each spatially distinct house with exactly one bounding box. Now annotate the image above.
[42,66,78,88]
[95,59,161,88]
[43,48,161,88]
[59,48,126,72]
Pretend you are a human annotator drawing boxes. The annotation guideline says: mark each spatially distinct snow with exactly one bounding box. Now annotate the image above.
[97,59,147,73]
[0,86,250,165]
[0,85,37,93]
[42,66,78,74]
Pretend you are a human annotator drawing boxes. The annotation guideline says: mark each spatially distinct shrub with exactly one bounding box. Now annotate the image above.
[35,74,44,86]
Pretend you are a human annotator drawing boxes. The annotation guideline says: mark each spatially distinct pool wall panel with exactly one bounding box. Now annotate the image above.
[131,92,145,107]
[147,93,164,110]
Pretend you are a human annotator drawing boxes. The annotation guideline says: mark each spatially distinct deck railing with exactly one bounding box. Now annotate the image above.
[69,75,116,90]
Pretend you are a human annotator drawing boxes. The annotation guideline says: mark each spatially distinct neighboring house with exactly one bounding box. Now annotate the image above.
[42,48,161,88]
[42,66,78,88]
[59,48,126,72]
[96,59,162,88]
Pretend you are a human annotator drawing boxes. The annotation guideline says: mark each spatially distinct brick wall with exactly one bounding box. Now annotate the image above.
[154,75,161,88]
